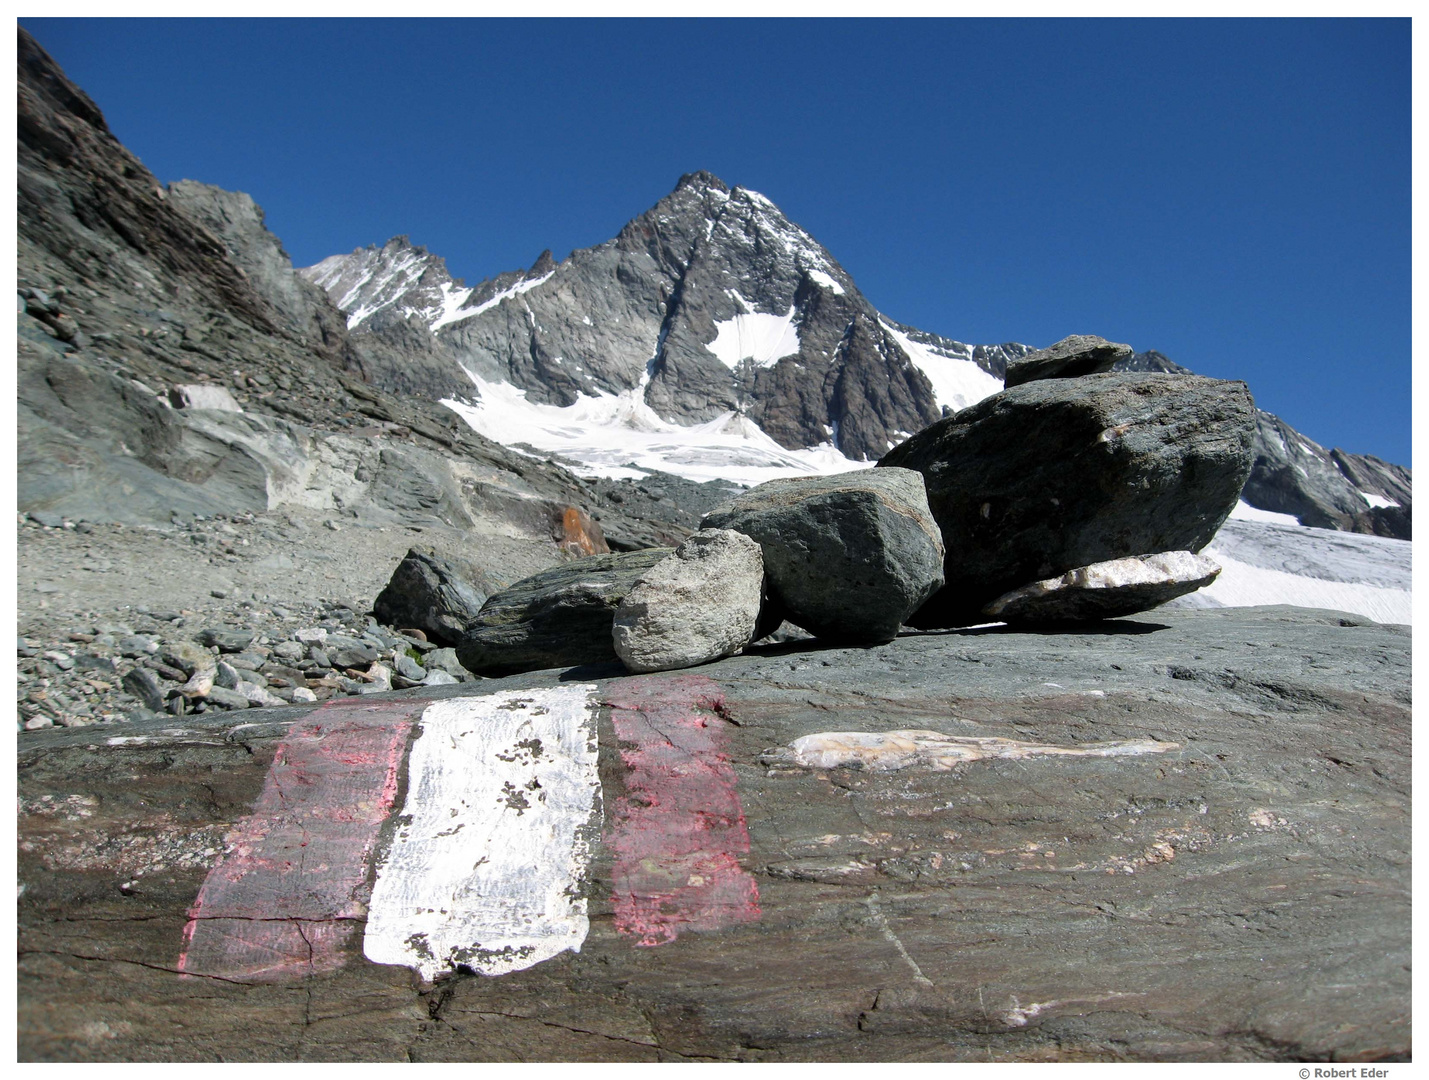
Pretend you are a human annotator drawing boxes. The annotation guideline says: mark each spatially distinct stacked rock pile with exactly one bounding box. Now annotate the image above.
[437,336,1258,678]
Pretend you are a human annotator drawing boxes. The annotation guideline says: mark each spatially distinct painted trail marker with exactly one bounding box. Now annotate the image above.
[363,686,602,981]
[604,674,760,946]
[177,699,419,983]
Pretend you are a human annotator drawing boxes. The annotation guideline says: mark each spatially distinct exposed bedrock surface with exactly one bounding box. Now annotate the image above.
[18,606,1409,1062]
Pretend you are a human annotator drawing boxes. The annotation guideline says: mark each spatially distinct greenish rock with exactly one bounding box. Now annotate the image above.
[701,469,943,644]
[880,372,1255,628]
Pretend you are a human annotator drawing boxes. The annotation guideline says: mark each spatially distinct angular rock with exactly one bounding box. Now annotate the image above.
[879,372,1256,627]
[116,635,158,658]
[213,661,241,690]
[613,529,765,674]
[422,669,459,686]
[1003,334,1133,388]
[358,663,392,695]
[371,546,493,647]
[327,642,380,669]
[269,640,305,663]
[120,667,164,712]
[160,640,216,676]
[198,627,257,653]
[421,648,470,682]
[392,652,426,682]
[237,681,286,708]
[205,685,251,710]
[168,384,243,412]
[456,549,672,677]
[984,551,1222,623]
[700,469,944,643]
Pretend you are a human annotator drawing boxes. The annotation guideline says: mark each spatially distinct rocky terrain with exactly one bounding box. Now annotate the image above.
[19,606,1410,1061]
[14,26,1412,1063]
[303,186,1409,539]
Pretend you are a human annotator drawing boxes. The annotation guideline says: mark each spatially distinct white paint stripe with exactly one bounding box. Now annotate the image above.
[363,686,601,981]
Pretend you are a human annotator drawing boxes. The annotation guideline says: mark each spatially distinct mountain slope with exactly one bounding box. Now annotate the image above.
[305,184,1410,539]
[302,173,1031,462]
[15,26,700,553]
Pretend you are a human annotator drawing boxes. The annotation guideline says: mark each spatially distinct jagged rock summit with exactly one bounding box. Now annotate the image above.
[302,172,1030,461]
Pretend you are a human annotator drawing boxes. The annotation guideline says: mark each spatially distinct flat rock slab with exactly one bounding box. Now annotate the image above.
[1003,334,1133,388]
[18,606,1409,1062]
[880,372,1255,628]
[701,468,944,644]
[456,549,672,677]
[985,551,1221,623]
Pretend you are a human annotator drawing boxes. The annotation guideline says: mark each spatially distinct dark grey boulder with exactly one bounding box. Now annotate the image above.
[456,549,673,677]
[1003,334,1133,388]
[700,468,944,644]
[984,551,1222,623]
[880,372,1256,627]
[120,667,164,712]
[371,547,495,647]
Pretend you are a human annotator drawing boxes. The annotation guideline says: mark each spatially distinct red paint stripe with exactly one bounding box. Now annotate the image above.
[604,675,760,946]
[178,699,420,983]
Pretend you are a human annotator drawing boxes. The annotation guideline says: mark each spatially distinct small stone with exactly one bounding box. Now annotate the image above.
[198,627,257,653]
[290,687,318,703]
[270,640,305,663]
[206,685,252,710]
[294,627,328,645]
[169,384,244,412]
[161,640,217,676]
[328,642,380,668]
[214,661,241,690]
[392,652,426,682]
[24,716,54,730]
[178,671,215,700]
[237,681,287,708]
[122,668,166,713]
[423,669,459,686]
[29,510,64,528]
[43,651,75,671]
[116,635,159,658]
[359,663,393,694]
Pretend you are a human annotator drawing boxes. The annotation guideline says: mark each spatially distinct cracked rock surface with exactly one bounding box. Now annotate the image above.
[18,606,1409,1062]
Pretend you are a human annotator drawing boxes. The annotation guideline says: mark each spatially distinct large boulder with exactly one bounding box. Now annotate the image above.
[372,547,495,647]
[456,549,672,677]
[700,469,944,644]
[1003,334,1133,388]
[984,551,1221,623]
[879,372,1255,627]
[613,529,765,674]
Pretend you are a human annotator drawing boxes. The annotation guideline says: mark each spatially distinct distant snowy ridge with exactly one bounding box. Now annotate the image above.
[304,172,1408,542]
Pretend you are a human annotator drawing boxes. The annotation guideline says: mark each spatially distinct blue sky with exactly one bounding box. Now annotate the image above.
[22,18,1411,464]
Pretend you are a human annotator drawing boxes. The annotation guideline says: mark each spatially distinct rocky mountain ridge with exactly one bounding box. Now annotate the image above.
[17,27,712,554]
[303,181,1409,539]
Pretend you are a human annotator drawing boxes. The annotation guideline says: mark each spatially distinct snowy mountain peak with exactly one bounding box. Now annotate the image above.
[302,172,1032,466]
